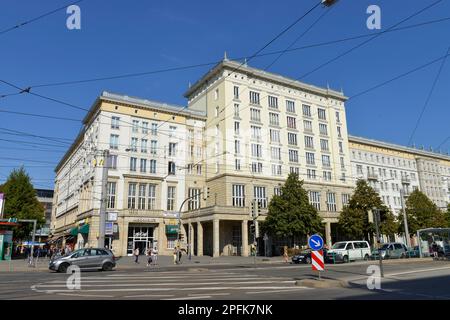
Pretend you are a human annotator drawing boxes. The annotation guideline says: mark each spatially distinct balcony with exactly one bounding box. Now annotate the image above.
[367,173,379,181]
[401,176,411,185]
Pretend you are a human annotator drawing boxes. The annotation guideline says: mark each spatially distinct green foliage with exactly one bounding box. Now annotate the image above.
[398,189,447,234]
[1,167,45,240]
[338,179,396,241]
[261,173,323,239]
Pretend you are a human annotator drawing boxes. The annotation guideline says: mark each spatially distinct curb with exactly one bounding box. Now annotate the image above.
[295,278,349,288]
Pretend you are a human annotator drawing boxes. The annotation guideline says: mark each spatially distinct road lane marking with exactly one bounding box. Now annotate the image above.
[166,296,211,300]
[123,294,175,298]
[246,287,311,294]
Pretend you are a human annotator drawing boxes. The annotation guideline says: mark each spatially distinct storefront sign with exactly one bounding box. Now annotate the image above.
[132,218,158,223]
[107,212,118,221]
[105,222,114,235]
[113,224,118,233]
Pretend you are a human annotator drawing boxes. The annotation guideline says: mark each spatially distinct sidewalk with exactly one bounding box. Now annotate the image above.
[0,255,286,273]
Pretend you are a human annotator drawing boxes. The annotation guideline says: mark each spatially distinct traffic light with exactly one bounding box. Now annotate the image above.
[250,223,256,235]
[250,200,260,219]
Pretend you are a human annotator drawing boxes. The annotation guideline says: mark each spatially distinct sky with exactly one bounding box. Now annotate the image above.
[0,0,450,189]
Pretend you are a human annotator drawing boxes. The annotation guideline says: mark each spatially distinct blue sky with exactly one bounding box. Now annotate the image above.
[1,0,450,189]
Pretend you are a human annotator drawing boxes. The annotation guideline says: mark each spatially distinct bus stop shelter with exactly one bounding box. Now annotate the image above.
[417,228,450,258]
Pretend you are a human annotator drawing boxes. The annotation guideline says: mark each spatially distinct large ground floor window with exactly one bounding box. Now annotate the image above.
[127,224,155,255]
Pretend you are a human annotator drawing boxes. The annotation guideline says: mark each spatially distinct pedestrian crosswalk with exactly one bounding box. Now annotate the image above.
[31,269,312,299]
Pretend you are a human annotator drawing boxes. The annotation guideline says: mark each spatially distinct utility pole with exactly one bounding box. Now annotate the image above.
[250,199,260,265]
[97,149,109,248]
[372,208,384,278]
[400,187,411,248]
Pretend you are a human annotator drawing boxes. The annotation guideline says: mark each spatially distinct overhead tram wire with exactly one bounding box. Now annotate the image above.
[407,46,450,147]
[436,135,450,150]
[299,0,445,80]
[0,0,84,37]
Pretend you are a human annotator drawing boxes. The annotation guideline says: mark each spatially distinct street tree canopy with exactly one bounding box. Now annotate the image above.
[261,173,323,240]
[0,167,45,240]
[338,179,398,241]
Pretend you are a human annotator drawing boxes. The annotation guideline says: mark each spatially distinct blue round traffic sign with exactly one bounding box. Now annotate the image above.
[308,234,324,251]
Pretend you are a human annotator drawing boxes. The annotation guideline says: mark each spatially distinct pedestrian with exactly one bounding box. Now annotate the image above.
[173,248,177,265]
[134,247,140,263]
[152,246,158,266]
[177,248,182,264]
[146,247,152,267]
[283,246,289,263]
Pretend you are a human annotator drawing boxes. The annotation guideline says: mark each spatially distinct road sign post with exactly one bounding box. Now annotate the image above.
[308,234,325,280]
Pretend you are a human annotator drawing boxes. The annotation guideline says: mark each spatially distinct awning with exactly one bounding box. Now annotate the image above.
[79,224,89,234]
[165,225,179,235]
[70,227,78,236]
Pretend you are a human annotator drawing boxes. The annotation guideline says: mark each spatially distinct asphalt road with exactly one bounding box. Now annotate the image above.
[0,260,449,300]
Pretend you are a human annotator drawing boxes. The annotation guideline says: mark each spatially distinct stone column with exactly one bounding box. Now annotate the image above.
[241,220,249,257]
[197,222,203,256]
[188,223,194,256]
[213,219,220,257]
[325,222,332,247]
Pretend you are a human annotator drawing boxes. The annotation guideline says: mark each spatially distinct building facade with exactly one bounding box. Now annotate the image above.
[35,189,53,242]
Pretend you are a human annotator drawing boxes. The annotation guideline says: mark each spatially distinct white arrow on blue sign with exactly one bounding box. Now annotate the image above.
[308,234,324,251]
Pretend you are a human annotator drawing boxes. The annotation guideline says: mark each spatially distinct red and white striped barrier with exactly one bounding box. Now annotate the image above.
[311,250,324,271]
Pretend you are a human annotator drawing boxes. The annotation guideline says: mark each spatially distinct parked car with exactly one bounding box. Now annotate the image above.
[292,248,328,264]
[371,242,407,259]
[326,241,371,263]
[49,248,116,272]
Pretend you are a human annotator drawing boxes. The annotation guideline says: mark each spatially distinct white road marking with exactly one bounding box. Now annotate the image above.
[386,266,450,277]
[123,294,175,298]
[36,286,302,293]
[57,293,114,298]
[246,287,311,295]
[188,293,230,297]
[166,296,211,300]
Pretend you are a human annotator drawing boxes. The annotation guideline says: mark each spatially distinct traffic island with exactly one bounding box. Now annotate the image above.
[295,278,349,288]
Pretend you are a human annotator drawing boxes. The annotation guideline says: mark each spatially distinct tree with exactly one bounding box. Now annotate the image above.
[261,173,323,242]
[1,167,45,240]
[337,179,396,242]
[398,189,447,234]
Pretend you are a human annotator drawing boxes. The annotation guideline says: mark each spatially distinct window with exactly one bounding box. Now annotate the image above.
[323,171,332,181]
[151,123,158,135]
[318,108,326,120]
[271,147,281,160]
[254,186,267,208]
[232,184,245,207]
[215,106,219,117]
[150,140,157,155]
[302,104,311,117]
[289,150,299,163]
[234,104,239,117]
[306,152,315,165]
[288,132,297,145]
[269,112,279,126]
[233,86,239,99]
[319,123,328,135]
[251,144,262,158]
[110,134,119,150]
[107,154,118,170]
[337,126,342,138]
[286,100,295,113]
[140,159,147,173]
[130,157,137,171]
[167,186,176,211]
[338,141,344,153]
[142,121,149,134]
[251,162,263,173]
[130,137,138,152]
[342,194,350,206]
[149,160,156,173]
[327,192,337,212]
[234,122,240,135]
[148,184,156,210]
[336,111,340,123]
[284,116,297,131]
[188,188,201,210]
[235,159,241,171]
[320,139,329,152]
[340,157,345,170]
[274,187,282,196]
[169,143,177,157]
[272,164,282,176]
[127,183,137,209]
[214,89,219,100]
[305,136,314,149]
[138,184,146,210]
[290,167,300,175]
[107,182,116,209]
[270,129,280,143]
[249,91,260,105]
[268,96,278,109]
[307,169,316,179]
[251,126,261,140]
[309,191,321,211]
[141,139,148,153]
[303,120,312,132]
[250,108,261,122]
[234,140,241,154]
[132,120,139,133]
[168,161,176,175]
[111,116,120,129]
[322,155,331,167]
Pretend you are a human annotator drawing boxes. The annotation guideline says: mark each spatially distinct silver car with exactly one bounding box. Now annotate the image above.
[49,248,116,272]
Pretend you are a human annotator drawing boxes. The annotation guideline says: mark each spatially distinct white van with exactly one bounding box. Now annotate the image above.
[326,241,371,263]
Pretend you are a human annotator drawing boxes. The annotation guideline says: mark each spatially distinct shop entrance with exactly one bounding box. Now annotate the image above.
[127,224,155,255]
